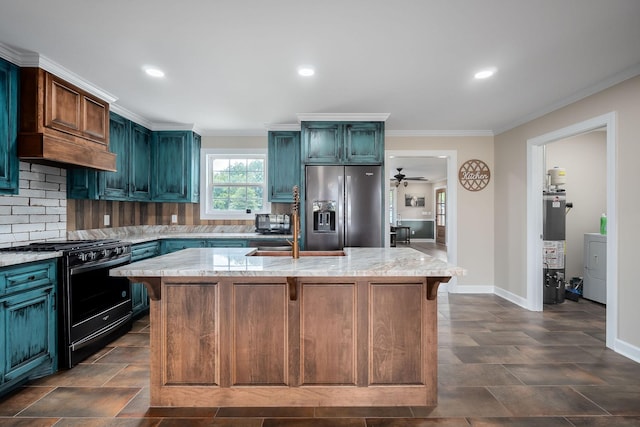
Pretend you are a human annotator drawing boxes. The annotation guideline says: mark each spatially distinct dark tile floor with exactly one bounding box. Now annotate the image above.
[1,294,640,426]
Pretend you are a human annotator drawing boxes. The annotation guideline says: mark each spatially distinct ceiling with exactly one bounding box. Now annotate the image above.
[0,1,639,139]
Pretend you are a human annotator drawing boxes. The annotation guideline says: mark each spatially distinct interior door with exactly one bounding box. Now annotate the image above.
[435,188,446,245]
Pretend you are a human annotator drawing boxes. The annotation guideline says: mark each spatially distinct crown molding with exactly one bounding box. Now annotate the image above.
[24,54,118,104]
[109,104,154,129]
[0,42,118,103]
[203,129,268,137]
[494,61,640,135]
[296,113,390,122]
[386,129,494,137]
[0,43,24,65]
[264,123,301,131]
[151,122,198,132]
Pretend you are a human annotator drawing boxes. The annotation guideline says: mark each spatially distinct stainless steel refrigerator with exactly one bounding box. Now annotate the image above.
[305,165,382,250]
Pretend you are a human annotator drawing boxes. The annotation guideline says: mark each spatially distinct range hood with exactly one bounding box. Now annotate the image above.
[18,68,116,172]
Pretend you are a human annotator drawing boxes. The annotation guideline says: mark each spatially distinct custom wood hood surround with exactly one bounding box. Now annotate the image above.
[18,67,116,171]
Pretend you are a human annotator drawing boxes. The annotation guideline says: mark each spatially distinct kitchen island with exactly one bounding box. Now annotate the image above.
[110,247,465,407]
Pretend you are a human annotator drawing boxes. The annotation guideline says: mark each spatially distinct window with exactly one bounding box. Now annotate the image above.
[200,149,270,220]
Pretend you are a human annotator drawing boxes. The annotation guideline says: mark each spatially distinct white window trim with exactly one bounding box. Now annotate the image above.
[199,148,270,220]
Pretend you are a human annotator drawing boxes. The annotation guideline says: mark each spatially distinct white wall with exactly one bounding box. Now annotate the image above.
[546,131,607,280]
[0,162,67,247]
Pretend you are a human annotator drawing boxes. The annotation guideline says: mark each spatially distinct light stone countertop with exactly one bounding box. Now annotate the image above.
[68,225,291,245]
[110,247,465,278]
[0,252,62,267]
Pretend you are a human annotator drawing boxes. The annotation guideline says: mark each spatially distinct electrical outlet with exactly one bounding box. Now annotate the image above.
[411,230,415,235]
[104,214,110,226]
[171,214,178,224]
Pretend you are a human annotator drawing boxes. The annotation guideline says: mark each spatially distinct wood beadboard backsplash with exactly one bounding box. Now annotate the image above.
[67,200,253,231]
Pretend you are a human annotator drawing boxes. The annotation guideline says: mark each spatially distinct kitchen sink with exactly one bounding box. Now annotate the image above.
[248,250,346,257]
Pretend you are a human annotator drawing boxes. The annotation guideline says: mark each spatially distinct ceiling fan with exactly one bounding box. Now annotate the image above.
[392,168,427,186]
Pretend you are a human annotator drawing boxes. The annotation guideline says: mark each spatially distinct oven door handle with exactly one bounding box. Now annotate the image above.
[70,314,132,351]
[69,256,130,275]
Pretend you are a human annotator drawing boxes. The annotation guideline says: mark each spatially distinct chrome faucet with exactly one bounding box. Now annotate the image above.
[291,185,300,259]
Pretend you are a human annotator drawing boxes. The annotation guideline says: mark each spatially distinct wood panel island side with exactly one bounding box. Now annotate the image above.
[110,247,465,408]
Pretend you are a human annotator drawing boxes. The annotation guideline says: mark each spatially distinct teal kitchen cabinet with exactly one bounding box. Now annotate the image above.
[0,57,19,195]
[161,238,249,254]
[98,113,153,201]
[130,241,160,318]
[67,168,99,199]
[268,131,301,202]
[152,131,201,203]
[0,260,57,397]
[205,239,247,248]
[160,239,207,254]
[67,113,152,201]
[301,121,384,165]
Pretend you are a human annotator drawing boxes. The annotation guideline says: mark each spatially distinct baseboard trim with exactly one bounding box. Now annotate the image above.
[613,338,640,364]
[494,286,533,310]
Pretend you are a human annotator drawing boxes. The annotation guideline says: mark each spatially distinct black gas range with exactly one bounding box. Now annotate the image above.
[1,239,133,368]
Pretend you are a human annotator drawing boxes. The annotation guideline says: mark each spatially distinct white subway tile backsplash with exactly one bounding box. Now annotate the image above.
[19,171,46,182]
[0,232,29,244]
[30,198,60,207]
[0,215,28,225]
[0,197,29,206]
[46,175,67,184]
[31,164,63,176]
[13,223,45,233]
[46,207,66,215]
[17,189,47,198]
[30,180,60,191]
[30,215,60,223]
[0,163,67,246]
[30,230,62,240]
[46,222,66,230]
[12,206,46,215]
[45,191,66,200]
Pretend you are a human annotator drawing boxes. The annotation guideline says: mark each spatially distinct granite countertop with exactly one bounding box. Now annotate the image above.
[0,227,289,267]
[68,225,291,245]
[110,247,466,278]
[0,252,62,267]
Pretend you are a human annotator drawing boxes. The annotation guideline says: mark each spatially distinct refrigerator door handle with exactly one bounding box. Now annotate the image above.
[338,174,345,249]
[345,174,352,246]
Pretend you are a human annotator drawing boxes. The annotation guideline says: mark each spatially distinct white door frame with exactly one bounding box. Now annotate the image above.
[526,112,617,349]
[385,149,458,289]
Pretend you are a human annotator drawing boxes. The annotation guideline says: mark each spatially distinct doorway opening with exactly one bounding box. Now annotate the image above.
[527,112,617,349]
[385,150,457,278]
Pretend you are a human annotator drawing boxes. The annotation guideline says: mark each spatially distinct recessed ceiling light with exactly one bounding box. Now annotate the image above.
[298,66,315,77]
[143,66,165,78]
[474,68,496,79]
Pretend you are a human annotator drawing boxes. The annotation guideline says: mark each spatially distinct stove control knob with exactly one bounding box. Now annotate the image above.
[78,253,88,262]
[102,249,111,257]
[88,251,97,261]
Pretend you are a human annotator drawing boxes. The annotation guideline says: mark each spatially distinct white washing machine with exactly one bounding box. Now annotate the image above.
[583,233,606,304]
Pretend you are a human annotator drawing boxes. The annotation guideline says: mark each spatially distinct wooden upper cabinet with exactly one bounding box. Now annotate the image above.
[18,68,115,171]
[44,72,108,145]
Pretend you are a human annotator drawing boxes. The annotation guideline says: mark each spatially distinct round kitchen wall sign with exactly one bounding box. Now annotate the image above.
[458,159,491,191]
